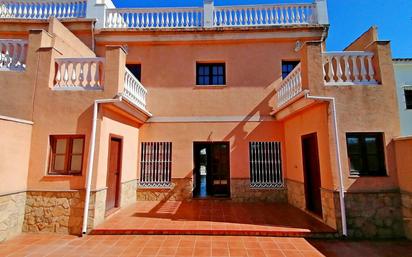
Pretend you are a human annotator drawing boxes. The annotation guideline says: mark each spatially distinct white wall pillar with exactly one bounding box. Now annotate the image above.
[86,0,116,29]
[315,0,329,25]
[203,0,214,28]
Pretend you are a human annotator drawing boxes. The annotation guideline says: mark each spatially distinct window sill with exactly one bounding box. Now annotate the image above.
[194,85,227,89]
[348,174,388,179]
[45,174,82,178]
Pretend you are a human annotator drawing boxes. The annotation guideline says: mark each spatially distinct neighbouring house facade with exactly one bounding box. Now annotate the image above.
[394,59,412,136]
[0,0,411,242]
[393,58,412,240]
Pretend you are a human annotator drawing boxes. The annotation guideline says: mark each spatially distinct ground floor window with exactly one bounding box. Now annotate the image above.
[346,133,386,176]
[140,142,172,187]
[48,135,85,175]
[249,141,283,188]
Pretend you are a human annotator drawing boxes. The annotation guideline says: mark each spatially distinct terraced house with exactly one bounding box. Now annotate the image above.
[0,0,411,242]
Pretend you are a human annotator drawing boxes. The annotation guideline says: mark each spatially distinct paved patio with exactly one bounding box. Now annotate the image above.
[1,233,411,257]
[91,201,335,237]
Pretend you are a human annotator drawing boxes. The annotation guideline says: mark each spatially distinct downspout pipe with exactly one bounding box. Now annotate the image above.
[305,93,348,237]
[82,96,122,235]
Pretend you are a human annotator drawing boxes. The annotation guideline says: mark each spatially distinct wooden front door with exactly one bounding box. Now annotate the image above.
[301,133,323,217]
[210,142,230,197]
[193,142,230,198]
[106,136,122,212]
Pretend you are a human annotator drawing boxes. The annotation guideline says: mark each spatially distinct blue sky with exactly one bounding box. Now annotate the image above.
[112,0,412,58]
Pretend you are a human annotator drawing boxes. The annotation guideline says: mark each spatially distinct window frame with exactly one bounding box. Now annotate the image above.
[404,87,412,110]
[140,142,172,188]
[281,61,300,79]
[48,135,85,176]
[345,132,387,177]
[248,141,284,188]
[196,63,226,86]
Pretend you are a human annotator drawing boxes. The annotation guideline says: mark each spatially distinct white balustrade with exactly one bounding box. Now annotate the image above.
[123,68,147,110]
[322,52,377,85]
[0,0,87,19]
[214,4,316,27]
[105,7,203,29]
[54,58,104,90]
[276,63,302,107]
[0,39,27,71]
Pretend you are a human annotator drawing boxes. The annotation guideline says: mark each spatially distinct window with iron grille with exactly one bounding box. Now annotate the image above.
[140,142,172,187]
[249,142,283,188]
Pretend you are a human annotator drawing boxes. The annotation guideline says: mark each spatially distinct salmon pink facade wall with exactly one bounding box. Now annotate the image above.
[139,121,284,179]
[283,103,334,190]
[94,107,141,190]
[0,118,32,195]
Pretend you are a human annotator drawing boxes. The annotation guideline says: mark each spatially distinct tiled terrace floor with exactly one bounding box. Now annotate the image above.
[1,233,412,257]
[92,201,335,237]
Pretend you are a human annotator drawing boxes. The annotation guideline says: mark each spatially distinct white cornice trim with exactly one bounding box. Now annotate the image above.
[0,115,33,125]
[95,30,323,44]
[146,115,275,123]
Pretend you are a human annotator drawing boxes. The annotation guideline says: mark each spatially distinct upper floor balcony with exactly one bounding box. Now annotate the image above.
[0,0,329,29]
[53,57,148,112]
[275,50,379,110]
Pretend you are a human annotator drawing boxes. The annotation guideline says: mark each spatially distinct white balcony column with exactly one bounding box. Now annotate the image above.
[314,0,329,25]
[203,0,214,28]
[86,0,116,29]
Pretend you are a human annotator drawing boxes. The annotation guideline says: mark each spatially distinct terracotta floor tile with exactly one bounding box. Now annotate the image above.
[175,247,194,257]
[228,248,249,257]
[277,243,297,250]
[212,247,230,257]
[282,250,304,257]
[193,247,212,257]
[248,248,268,257]
[244,241,261,249]
[92,201,335,237]
[264,249,286,257]
[157,247,177,256]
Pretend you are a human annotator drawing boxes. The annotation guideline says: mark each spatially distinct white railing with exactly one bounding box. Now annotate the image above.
[122,68,147,110]
[0,0,87,19]
[214,4,316,27]
[54,57,104,90]
[105,7,203,29]
[276,63,302,108]
[0,39,27,71]
[322,51,378,86]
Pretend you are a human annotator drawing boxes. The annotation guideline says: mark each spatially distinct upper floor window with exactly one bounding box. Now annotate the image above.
[282,61,299,79]
[48,135,85,176]
[346,133,386,177]
[140,142,172,187]
[404,87,412,110]
[126,64,141,81]
[196,63,226,86]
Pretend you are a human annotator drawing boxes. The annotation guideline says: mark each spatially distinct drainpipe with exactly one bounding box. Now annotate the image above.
[82,96,122,235]
[305,93,348,237]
